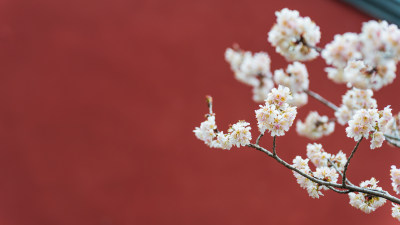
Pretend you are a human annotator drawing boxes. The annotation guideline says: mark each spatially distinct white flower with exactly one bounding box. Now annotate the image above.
[391,165,400,194]
[268,8,321,61]
[266,85,292,107]
[378,105,393,130]
[330,151,347,172]
[344,59,396,91]
[292,156,326,198]
[335,106,353,126]
[360,20,400,63]
[252,78,274,102]
[225,47,275,103]
[215,132,232,150]
[292,156,322,198]
[289,92,308,107]
[296,111,335,139]
[335,88,377,125]
[348,178,386,213]
[194,110,253,150]
[370,131,384,149]
[325,67,346,84]
[225,47,245,71]
[386,112,400,147]
[240,52,271,77]
[322,20,400,89]
[274,62,309,107]
[274,61,309,93]
[306,182,323,199]
[225,48,273,87]
[346,109,378,141]
[346,106,393,148]
[228,121,252,147]
[305,143,347,171]
[306,143,331,168]
[322,32,362,68]
[256,86,297,136]
[293,156,310,171]
[313,166,339,190]
[392,204,400,222]
[194,115,218,146]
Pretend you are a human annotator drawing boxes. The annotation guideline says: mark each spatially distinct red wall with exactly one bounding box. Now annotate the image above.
[0,0,399,224]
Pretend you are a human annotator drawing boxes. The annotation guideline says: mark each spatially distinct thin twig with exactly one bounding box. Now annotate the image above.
[206,95,213,114]
[299,37,322,53]
[326,186,352,194]
[327,158,353,186]
[256,133,264,145]
[272,136,276,157]
[385,134,400,142]
[304,89,338,111]
[309,45,323,53]
[385,138,400,148]
[342,137,363,187]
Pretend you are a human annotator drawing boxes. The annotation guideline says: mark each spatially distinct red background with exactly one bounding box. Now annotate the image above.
[0,0,399,224]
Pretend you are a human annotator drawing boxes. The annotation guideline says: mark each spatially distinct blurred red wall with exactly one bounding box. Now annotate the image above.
[0,0,399,224]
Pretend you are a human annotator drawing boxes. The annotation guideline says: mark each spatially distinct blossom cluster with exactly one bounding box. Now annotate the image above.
[255,86,297,136]
[296,111,335,139]
[225,47,274,102]
[322,21,400,90]
[274,62,309,106]
[195,7,400,222]
[349,178,387,213]
[306,143,346,171]
[268,8,321,61]
[386,112,400,147]
[393,204,400,222]
[391,165,400,221]
[292,155,338,198]
[346,106,392,149]
[391,166,400,195]
[335,88,377,125]
[193,115,252,150]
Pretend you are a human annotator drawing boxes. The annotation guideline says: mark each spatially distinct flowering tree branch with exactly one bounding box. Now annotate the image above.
[305,88,400,148]
[194,7,400,221]
[247,141,400,204]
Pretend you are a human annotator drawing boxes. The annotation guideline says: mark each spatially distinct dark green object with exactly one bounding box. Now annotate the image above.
[342,0,400,25]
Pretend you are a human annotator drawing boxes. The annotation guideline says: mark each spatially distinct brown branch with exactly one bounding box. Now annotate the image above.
[342,137,363,187]
[247,141,400,204]
[304,89,338,111]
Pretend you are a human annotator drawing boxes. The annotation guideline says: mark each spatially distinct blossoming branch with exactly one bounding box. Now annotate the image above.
[194,8,400,221]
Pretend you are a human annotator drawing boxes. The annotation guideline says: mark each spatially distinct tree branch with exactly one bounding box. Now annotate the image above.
[304,89,338,111]
[247,141,400,204]
[385,134,400,142]
[385,137,400,148]
[206,95,213,115]
[326,186,352,194]
[342,137,363,187]
[272,136,276,157]
[256,133,264,145]
[327,158,353,186]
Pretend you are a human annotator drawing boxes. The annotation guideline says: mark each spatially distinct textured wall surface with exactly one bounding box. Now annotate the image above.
[0,0,399,224]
